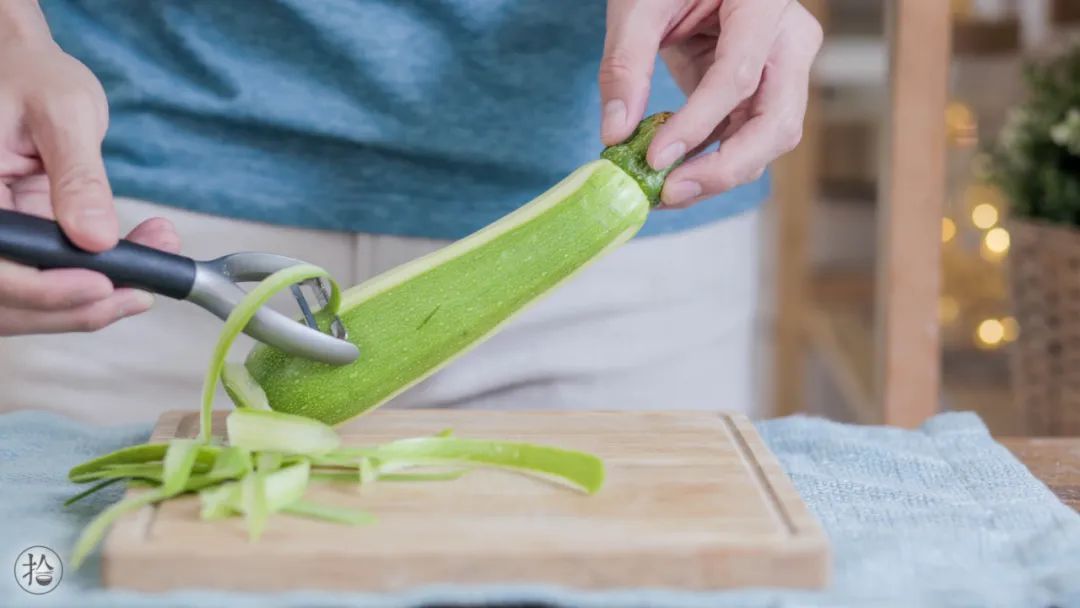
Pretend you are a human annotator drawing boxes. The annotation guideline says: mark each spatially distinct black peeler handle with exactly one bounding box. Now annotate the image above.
[0,208,197,300]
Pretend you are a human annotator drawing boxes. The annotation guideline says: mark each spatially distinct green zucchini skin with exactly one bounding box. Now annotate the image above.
[245,113,677,426]
[600,111,678,206]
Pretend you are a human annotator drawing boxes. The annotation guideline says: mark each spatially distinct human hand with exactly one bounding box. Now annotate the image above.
[0,34,180,335]
[600,0,823,207]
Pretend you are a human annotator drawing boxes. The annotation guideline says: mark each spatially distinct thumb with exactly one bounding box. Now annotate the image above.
[599,0,671,146]
[29,100,117,252]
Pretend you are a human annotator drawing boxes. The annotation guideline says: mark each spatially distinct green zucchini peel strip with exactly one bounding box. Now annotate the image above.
[284,501,375,526]
[71,489,167,569]
[222,362,271,410]
[227,409,340,456]
[200,264,340,441]
[374,437,604,494]
[63,478,124,507]
[161,439,202,495]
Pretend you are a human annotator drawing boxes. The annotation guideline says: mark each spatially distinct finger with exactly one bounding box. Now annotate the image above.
[0,260,114,310]
[721,98,755,138]
[599,0,675,146]
[27,91,117,252]
[0,288,154,336]
[682,120,726,160]
[663,96,802,209]
[661,31,815,208]
[0,182,12,209]
[9,173,54,218]
[683,96,755,159]
[662,1,722,45]
[126,217,182,254]
[647,0,788,170]
[0,154,41,179]
[659,35,716,96]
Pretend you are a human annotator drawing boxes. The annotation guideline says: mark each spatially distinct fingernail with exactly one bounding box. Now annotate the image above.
[76,207,113,237]
[663,180,702,206]
[602,99,627,142]
[653,141,686,170]
[119,290,155,318]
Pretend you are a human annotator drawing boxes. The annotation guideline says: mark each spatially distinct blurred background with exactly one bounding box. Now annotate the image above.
[756,0,1080,435]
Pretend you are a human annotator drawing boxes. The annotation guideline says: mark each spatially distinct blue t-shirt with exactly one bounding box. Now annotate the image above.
[41,0,769,240]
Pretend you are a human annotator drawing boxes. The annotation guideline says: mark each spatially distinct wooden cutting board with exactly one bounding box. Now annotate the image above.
[101,409,830,592]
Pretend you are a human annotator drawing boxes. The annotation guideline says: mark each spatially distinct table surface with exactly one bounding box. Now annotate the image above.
[1002,437,1080,512]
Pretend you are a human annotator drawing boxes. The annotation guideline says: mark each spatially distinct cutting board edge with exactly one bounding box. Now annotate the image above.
[147,409,188,442]
[102,536,830,592]
[723,414,827,543]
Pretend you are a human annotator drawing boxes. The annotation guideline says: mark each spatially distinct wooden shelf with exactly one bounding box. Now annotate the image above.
[952,18,1021,55]
[813,16,1024,90]
[773,1,952,427]
[813,37,888,88]
[1053,0,1080,25]
[805,302,877,424]
[820,179,878,202]
[804,271,876,423]
[803,270,1017,432]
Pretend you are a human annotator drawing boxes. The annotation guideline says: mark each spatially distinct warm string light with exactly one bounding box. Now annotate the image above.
[984,227,1011,254]
[942,217,957,243]
[974,317,1020,349]
[939,296,960,325]
[964,183,1007,217]
[971,203,999,229]
[942,99,1016,351]
[976,318,1005,348]
[1002,316,1019,342]
[946,101,978,148]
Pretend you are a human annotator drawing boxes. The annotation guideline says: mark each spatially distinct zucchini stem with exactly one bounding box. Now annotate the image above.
[600,111,681,207]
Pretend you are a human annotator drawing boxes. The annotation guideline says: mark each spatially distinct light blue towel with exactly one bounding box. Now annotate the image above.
[2,410,1079,608]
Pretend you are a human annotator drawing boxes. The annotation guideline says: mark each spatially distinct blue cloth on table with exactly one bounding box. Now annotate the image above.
[2,409,1079,608]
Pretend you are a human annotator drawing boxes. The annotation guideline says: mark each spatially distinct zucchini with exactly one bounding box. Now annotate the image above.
[245,113,679,425]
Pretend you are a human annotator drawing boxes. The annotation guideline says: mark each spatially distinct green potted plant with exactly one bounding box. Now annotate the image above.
[987,42,1080,435]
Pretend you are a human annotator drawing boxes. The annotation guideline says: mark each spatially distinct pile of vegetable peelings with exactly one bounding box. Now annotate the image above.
[65,265,605,569]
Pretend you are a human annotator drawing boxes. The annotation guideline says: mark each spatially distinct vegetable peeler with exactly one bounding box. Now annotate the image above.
[0,209,359,365]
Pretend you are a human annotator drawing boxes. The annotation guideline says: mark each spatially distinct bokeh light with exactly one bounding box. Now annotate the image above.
[971,203,999,229]
[976,318,1005,348]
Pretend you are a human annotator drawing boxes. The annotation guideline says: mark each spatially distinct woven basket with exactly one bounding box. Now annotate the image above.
[1007,218,1080,435]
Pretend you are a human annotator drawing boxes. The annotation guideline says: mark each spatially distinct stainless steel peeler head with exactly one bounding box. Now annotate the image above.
[186,252,359,366]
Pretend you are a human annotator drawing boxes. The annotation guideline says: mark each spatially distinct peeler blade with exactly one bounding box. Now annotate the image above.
[296,278,349,340]
[189,253,359,366]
